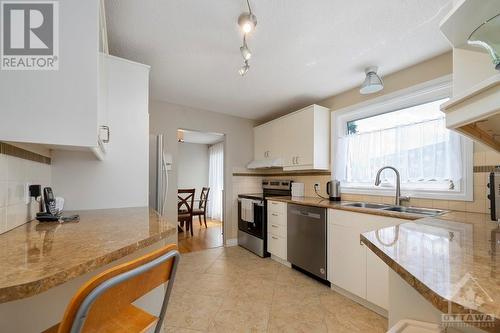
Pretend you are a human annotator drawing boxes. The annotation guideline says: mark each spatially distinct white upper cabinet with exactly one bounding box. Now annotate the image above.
[0,0,111,155]
[254,121,284,161]
[439,0,500,152]
[252,104,330,171]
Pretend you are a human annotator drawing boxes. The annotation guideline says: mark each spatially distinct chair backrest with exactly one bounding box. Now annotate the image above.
[198,187,210,210]
[57,244,180,333]
[178,189,195,215]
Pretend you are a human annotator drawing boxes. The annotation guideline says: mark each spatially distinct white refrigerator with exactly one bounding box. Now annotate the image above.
[149,134,172,216]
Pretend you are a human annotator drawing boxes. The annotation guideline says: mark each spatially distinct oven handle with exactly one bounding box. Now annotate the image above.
[237,198,264,207]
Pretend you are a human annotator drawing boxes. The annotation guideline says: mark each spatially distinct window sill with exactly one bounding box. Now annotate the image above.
[341,185,473,202]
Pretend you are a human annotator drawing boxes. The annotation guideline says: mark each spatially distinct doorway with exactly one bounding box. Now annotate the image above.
[176,129,224,253]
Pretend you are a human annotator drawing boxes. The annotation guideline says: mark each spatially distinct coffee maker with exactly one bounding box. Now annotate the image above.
[326,180,341,201]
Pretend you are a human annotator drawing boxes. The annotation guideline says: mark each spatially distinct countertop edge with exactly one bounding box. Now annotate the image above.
[360,233,500,333]
[0,226,176,304]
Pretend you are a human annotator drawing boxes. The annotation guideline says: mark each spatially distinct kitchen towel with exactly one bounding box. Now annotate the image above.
[241,199,254,223]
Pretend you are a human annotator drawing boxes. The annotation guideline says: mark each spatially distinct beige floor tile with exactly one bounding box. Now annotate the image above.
[320,292,387,333]
[173,272,241,297]
[267,318,328,333]
[167,247,388,333]
[228,277,275,304]
[165,326,205,333]
[208,297,270,333]
[204,258,244,277]
[165,292,223,331]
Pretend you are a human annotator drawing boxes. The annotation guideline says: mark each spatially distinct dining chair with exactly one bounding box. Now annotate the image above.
[178,188,195,236]
[42,244,180,333]
[192,187,210,228]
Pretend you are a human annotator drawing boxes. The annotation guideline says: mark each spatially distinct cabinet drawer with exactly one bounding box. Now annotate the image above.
[268,220,286,238]
[268,210,286,226]
[267,200,286,215]
[267,233,286,260]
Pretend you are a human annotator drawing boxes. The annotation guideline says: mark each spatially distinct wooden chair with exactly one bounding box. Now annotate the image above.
[42,244,180,333]
[178,189,195,236]
[192,187,210,228]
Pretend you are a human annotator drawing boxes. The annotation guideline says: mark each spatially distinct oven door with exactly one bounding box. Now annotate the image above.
[238,199,265,238]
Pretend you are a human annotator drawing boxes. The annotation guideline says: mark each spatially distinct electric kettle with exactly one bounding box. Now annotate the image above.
[326,180,341,201]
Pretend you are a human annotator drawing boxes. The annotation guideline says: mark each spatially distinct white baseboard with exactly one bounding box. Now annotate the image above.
[225,238,238,247]
[270,255,291,267]
[330,284,388,318]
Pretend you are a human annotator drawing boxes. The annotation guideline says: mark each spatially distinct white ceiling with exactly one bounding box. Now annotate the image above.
[179,129,224,145]
[105,0,452,121]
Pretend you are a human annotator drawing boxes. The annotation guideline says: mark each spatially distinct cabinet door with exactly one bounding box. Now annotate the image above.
[331,224,366,299]
[254,123,272,160]
[282,107,314,167]
[366,248,389,310]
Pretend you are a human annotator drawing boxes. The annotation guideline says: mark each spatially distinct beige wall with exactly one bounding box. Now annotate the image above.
[177,142,209,195]
[149,101,256,241]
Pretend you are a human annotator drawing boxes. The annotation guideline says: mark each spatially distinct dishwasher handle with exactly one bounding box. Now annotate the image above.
[289,209,321,219]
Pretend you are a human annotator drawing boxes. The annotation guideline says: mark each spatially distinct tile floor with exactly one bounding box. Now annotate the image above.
[165,246,387,332]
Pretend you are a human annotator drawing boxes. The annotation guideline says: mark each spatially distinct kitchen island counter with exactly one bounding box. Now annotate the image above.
[361,213,499,332]
[0,207,176,304]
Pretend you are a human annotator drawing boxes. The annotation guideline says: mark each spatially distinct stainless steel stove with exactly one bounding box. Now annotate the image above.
[237,179,292,257]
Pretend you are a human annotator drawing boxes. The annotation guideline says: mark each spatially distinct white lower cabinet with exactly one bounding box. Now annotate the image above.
[366,248,389,309]
[328,209,405,310]
[331,224,367,299]
[267,201,287,261]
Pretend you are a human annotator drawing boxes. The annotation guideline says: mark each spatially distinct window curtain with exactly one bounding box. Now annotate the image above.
[208,142,224,221]
[335,117,463,185]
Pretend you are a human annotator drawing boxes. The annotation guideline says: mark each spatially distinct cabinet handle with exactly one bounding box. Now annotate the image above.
[360,240,364,246]
[272,213,278,216]
[100,125,110,143]
[272,236,278,240]
[271,224,278,228]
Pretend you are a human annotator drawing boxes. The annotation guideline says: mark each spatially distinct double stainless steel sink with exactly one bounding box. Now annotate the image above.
[342,202,446,217]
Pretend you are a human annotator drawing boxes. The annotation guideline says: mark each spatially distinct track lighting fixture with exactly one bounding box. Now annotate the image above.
[240,36,252,61]
[238,61,250,76]
[237,0,256,76]
[238,0,257,34]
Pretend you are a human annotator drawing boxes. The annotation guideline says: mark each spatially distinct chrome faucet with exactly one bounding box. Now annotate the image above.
[374,166,409,206]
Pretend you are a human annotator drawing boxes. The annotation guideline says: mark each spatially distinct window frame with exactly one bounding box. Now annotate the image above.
[331,75,473,202]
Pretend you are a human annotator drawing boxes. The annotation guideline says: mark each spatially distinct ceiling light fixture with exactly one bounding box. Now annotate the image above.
[240,35,252,61]
[237,0,256,76]
[239,60,250,76]
[238,0,257,34]
[360,66,384,95]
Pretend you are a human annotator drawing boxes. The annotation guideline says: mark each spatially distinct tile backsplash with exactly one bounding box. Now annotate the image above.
[0,154,51,234]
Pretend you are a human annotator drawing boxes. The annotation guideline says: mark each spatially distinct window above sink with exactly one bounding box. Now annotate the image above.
[333,77,474,201]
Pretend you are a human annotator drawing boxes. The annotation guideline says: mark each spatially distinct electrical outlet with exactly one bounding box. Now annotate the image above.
[314,183,320,191]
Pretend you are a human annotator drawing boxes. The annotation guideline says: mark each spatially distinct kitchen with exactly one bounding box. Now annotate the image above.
[0,0,499,332]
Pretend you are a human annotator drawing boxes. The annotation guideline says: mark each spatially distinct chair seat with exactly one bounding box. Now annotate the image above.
[42,304,158,333]
[192,209,205,215]
[178,213,191,220]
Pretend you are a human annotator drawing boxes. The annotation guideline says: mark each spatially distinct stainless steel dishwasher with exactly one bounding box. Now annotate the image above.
[287,203,327,280]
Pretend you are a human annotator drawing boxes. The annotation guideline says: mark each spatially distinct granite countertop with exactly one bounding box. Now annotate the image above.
[361,213,500,332]
[267,196,427,220]
[0,207,176,304]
